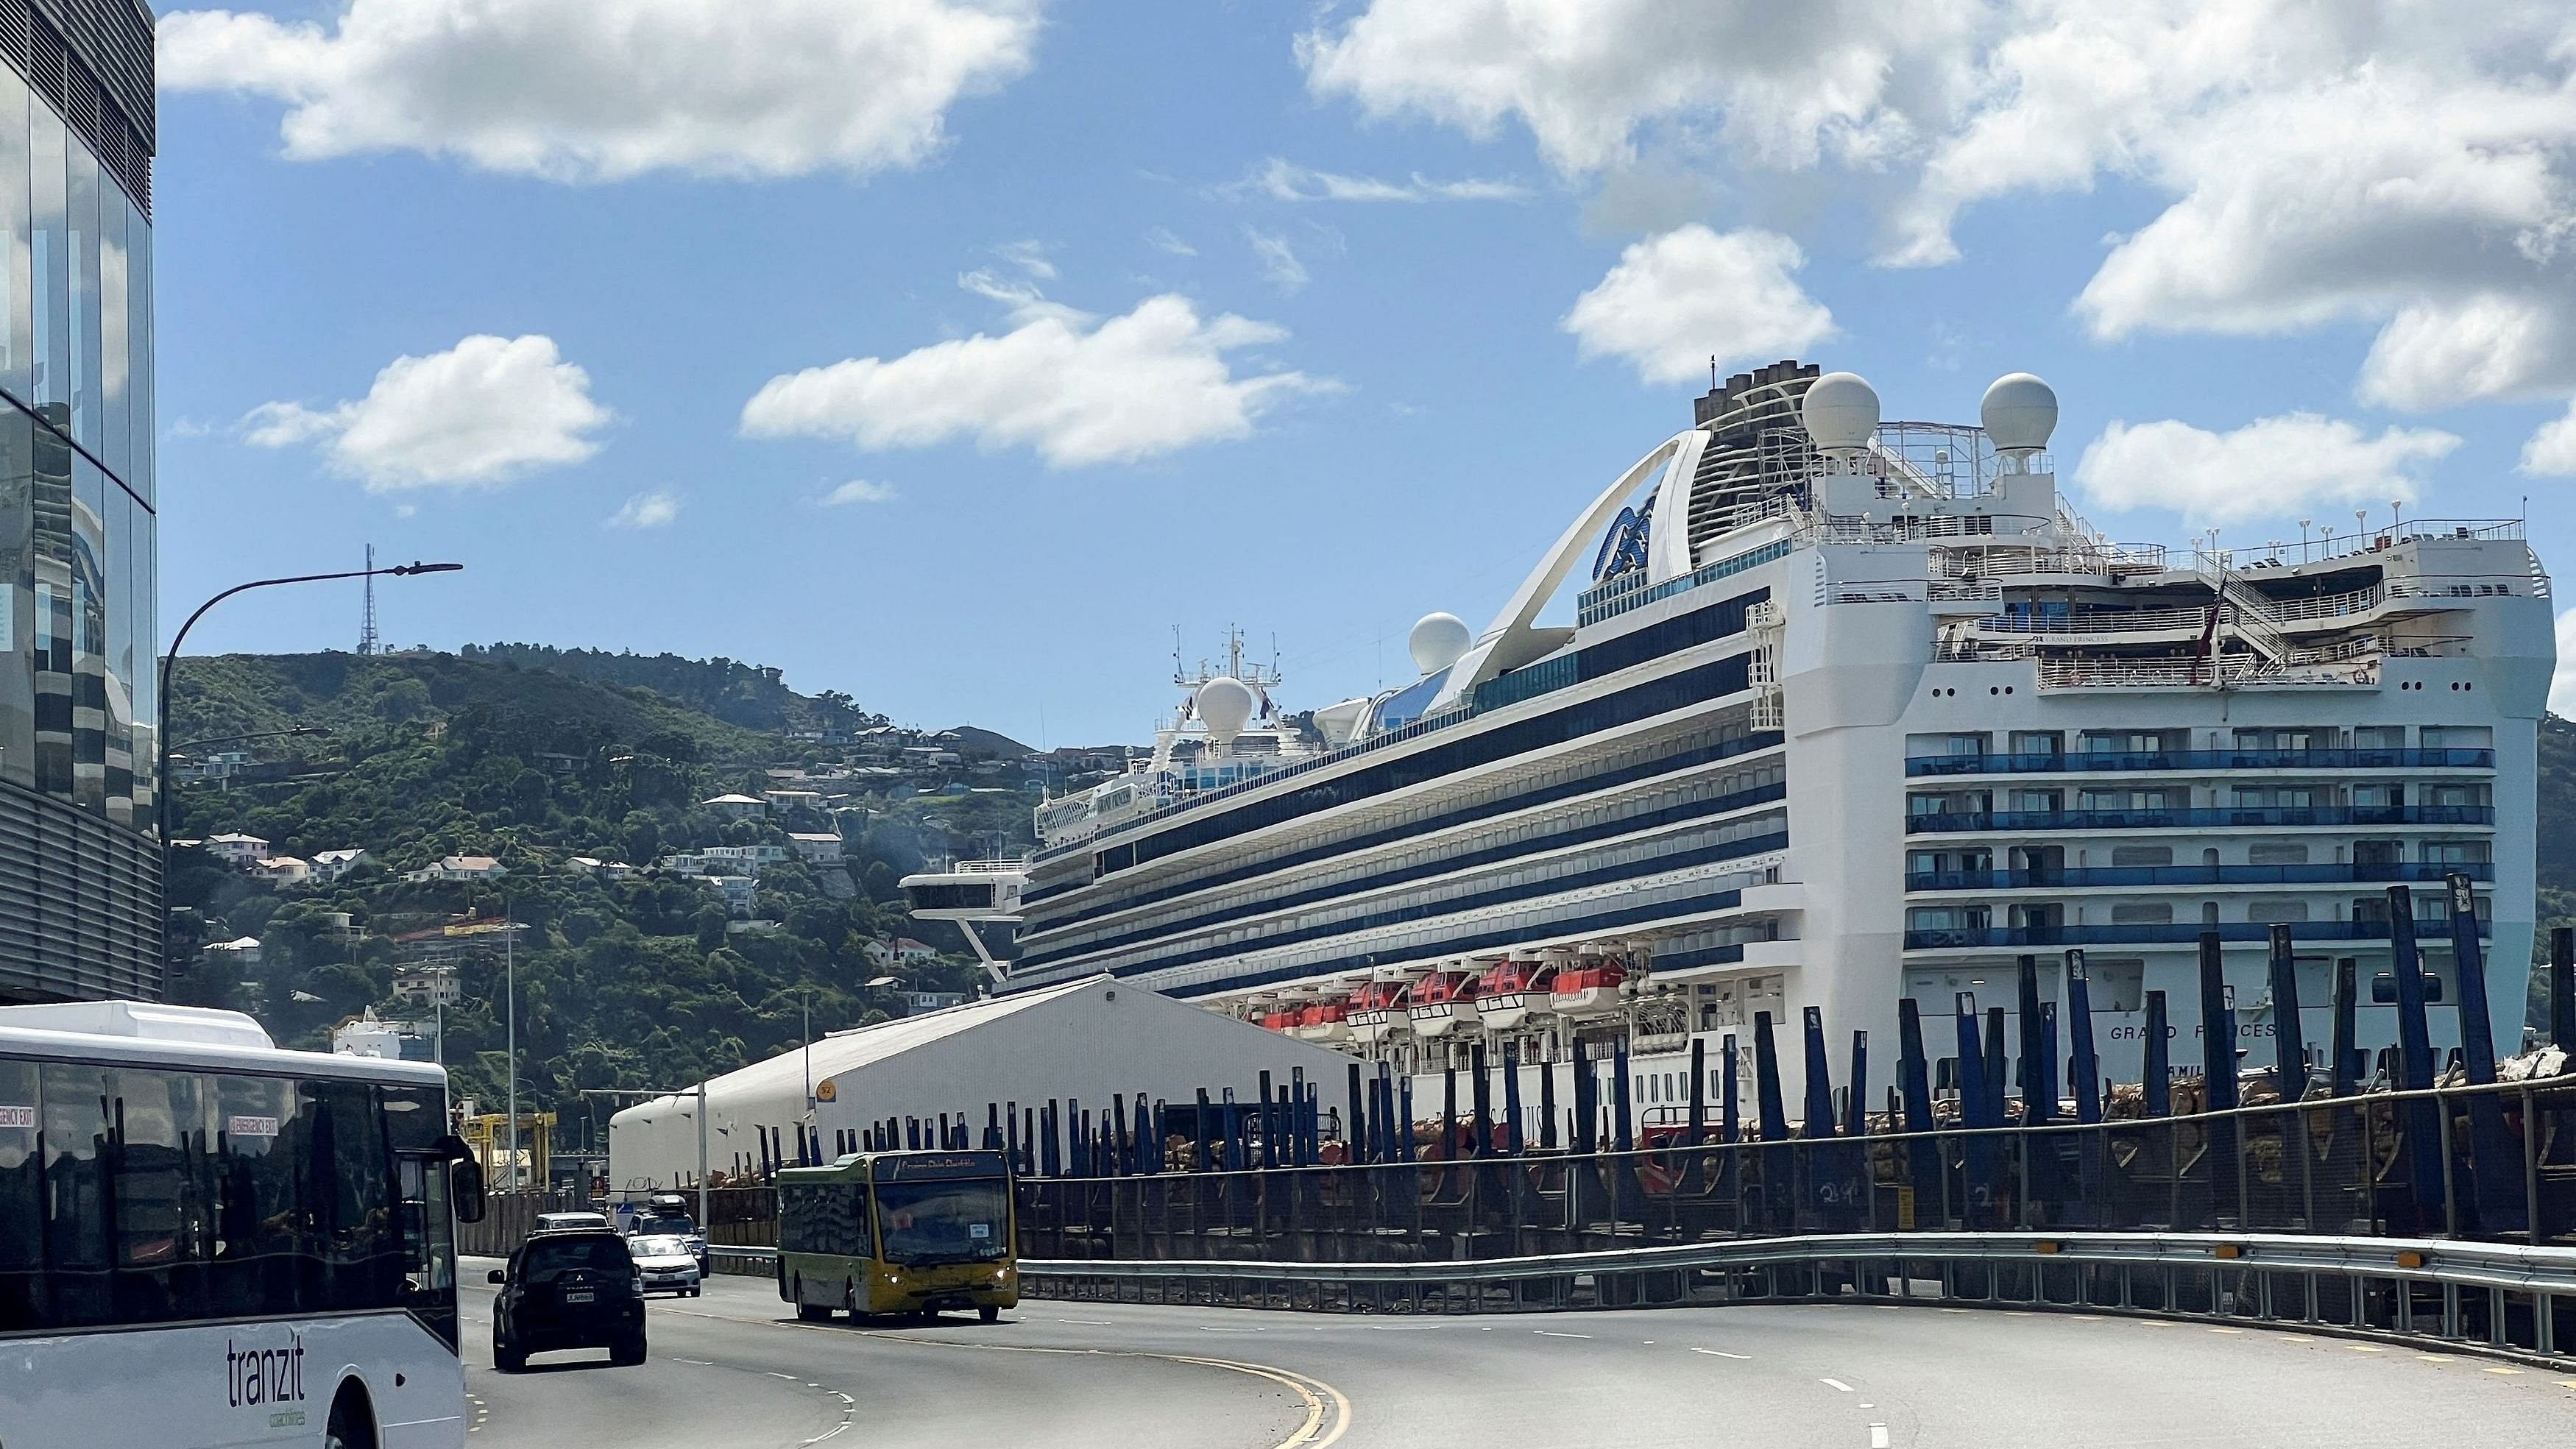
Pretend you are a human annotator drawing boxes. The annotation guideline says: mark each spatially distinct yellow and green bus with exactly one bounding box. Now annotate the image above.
[775,1149,1017,1322]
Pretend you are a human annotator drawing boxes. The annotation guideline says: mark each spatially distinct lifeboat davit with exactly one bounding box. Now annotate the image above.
[1549,960,1628,1017]
[1472,960,1553,1031]
[1406,969,1478,1038]
[1344,980,1409,1044]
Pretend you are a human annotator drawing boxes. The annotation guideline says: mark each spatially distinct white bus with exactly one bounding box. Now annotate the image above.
[0,999,486,1448]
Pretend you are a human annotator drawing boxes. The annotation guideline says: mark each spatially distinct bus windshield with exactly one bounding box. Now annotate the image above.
[874,1177,1009,1266]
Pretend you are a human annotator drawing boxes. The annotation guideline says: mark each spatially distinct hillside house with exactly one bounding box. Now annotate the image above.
[787,832,843,865]
[206,833,270,868]
[251,857,311,885]
[311,849,369,882]
[406,856,507,883]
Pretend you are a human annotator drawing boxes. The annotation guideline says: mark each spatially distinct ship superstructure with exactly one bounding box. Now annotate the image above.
[911,363,2552,1115]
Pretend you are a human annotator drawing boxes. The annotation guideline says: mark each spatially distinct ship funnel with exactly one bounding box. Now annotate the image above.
[1195,676,1255,750]
[1408,612,1471,676]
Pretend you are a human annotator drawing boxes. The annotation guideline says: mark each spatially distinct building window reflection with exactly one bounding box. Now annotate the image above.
[0,0,160,1003]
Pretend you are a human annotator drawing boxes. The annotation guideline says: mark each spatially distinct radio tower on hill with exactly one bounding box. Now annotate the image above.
[357,544,379,656]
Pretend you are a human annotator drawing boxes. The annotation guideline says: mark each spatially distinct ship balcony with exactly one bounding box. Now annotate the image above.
[1902,918,2491,952]
[2027,651,2382,692]
[1904,862,2492,893]
[1904,747,2493,778]
[1904,804,2495,835]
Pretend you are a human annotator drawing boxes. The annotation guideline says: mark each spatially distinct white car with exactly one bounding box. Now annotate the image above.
[629,1233,704,1297]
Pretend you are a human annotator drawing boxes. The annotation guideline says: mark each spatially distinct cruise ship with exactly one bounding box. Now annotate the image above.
[908,362,2552,1116]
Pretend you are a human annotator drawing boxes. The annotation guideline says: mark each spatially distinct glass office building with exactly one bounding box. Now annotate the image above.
[0,0,158,1002]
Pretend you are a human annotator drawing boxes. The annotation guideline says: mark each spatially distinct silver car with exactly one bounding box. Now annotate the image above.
[629,1233,703,1297]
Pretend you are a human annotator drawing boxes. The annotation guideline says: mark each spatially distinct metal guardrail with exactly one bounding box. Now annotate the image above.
[1016,1230,2576,1364]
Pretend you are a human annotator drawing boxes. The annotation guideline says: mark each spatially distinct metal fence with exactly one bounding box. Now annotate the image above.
[1019,1230,2576,1363]
[1015,1077,2576,1266]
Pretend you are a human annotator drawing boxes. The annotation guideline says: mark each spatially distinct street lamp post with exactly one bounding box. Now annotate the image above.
[156,561,461,852]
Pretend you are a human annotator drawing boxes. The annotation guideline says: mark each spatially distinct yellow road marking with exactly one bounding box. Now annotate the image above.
[777,1323,1358,1449]
[2481,1366,2522,1375]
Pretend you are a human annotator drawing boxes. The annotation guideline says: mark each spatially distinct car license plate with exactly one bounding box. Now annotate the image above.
[565,1289,594,1303]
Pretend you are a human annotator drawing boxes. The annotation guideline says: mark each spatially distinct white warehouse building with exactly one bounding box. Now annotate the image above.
[607,974,1353,1189]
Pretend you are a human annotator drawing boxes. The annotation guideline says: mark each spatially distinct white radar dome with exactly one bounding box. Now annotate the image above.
[1981,373,2058,458]
[1408,612,1472,676]
[1800,372,1880,456]
[1195,676,1256,748]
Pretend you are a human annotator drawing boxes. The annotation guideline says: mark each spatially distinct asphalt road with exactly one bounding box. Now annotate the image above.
[459,1261,2576,1448]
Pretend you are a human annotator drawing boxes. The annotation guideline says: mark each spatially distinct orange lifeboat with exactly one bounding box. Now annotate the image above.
[1471,960,1553,1031]
[1292,999,1350,1044]
[1345,980,1409,1044]
[1405,969,1478,1038]
[1548,960,1628,1016]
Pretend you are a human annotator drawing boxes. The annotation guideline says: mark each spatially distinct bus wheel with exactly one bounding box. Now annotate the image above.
[979,1305,1000,1324]
[322,1384,378,1449]
[795,1303,830,1322]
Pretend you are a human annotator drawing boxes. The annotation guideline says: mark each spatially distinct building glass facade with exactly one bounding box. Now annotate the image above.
[0,0,158,1003]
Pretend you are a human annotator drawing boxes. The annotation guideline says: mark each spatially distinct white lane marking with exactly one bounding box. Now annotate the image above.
[767,1371,800,1379]
[1533,1331,1591,1339]
[673,1358,716,1366]
[1196,1325,1265,1333]
[1869,1425,1891,1448]
[1055,1318,1113,1325]
[1691,1347,1752,1361]
[1641,1341,1655,1345]
[2483,1366,2524,1376]
[1822,1378,1855,1393]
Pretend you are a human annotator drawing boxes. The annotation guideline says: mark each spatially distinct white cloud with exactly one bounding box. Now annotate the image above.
[1244,228,1310,292]
[2526,402,2576,475]
[158,0,1044,182]
[606,490,681,528]
[1301,2,2576,422]
[1560,225,1835,385]
[740,285,1333,469]
[1143,227,1197,258]
[1231,157,1529,203]
[2553,609,2576,717]
[992,239,1055,280]
[243,333,612,491]
[1298,1,1985,179]
[822,479,900,505]
[2072,413,2460,528]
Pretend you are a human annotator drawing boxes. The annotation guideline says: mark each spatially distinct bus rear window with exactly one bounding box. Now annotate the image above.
[520,1237,631,1283]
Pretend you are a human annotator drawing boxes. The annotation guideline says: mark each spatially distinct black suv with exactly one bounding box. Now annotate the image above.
[489,1227,647,1370]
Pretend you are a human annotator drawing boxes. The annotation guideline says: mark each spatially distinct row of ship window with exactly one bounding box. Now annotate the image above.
[1907,782,2492,814]
[1914,724,2491,758]
[1906,894,2492,932]
[1026,715,1775,926]
[1019,762,1785,968]
[1909,841,2490,873]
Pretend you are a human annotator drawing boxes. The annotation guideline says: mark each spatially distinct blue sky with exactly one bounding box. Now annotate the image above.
[152,1,2576,744]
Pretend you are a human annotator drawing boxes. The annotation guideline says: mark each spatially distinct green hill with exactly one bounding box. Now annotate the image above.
[162,648,1038,1166]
